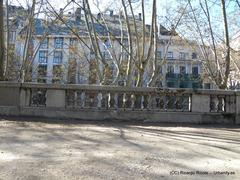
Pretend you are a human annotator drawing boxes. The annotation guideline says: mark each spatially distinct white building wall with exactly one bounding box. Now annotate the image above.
[17,30,204,87]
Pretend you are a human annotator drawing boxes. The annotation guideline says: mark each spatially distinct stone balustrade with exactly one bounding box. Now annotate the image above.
[0,82,239,124]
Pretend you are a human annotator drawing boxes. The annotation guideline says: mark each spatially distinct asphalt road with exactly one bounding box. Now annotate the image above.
[0,116,239,180]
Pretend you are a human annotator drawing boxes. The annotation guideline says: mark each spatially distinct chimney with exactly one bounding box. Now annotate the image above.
[75,7,81,23]
[146,24,151,32]
[170,24,177,35]
[110,10,114,17]
[138,13,142,21]
[97,13,101,20]
[59,8,63,17]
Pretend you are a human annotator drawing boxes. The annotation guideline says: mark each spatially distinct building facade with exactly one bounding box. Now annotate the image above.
[9,6,204,88]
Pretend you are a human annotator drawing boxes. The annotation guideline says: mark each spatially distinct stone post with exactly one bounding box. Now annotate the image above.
[19,88,31,107]
[235,92,240,125]
[191,93,210,112]
[46,89,66,107]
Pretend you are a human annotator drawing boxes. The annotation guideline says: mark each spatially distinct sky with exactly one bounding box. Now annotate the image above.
[8,0,240,36]
[8,0,173,24]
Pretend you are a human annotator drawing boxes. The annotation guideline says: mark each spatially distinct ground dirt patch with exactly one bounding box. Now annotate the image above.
[0,116,239,180]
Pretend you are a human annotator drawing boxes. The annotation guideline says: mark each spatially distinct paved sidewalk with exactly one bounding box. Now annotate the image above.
[0,117,239,180]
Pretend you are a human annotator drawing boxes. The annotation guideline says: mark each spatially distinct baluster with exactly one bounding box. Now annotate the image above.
[147,94,152,110]
[89,93,94,108]
[114,93,118,110]
[164,95,168,111]
[173,94,178,111]
[151,95,157,110]
[188,95,192,112]
[217,95,225,112]
[80,91,85,108]
[222,96,226,112]
[179,95,184,111]
[118,93,123,109]
[74,91,77,108]
[225,95,235,113]
[101,92,107,109]
[110,93,115,108]
[107,92,111,109]
[178,95,182,111]
[214,96,218,112]
[76,91,81,107]
[210,96,218,112]
[141,95,144,110]
[210,96,214,112]
[159,95,164,110]
[181,95,188,112]
[131,94,135,110]
[155,95,160,109]
[134,94,141,110]
[126,93,131,109]
[97,92,102,109]
[122,93,126,110]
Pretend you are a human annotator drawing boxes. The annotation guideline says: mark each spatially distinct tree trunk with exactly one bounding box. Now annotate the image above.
[220,0,230,89]
[136,0,156,87]
[122,0,134,87]
[19,0,36,82]
[0,0,5,80]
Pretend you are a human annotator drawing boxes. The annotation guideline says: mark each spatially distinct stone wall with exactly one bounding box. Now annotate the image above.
[0,82,239,124]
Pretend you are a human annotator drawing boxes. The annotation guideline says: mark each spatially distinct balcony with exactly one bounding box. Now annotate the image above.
[166,73,201,80]
[158,58,201,62]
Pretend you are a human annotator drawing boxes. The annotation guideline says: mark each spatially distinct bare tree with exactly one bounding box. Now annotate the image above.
[19,0,36,82]
[173,0,232,89]
[0,0,4,80]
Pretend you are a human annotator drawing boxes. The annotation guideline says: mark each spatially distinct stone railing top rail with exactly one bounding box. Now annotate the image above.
[0,81,239,95]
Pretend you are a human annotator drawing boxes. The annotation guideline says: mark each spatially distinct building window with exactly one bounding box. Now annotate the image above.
[180,82,188,88]
[157,65,162,73]
[38,50,48,64]
[157,51,162,60]
[155,80,162,87]
[121,51,128,60]
[40,38,48,49]
[204,83,211,89]
[52,65,63,83]
[37,64,47,83]
[167,65,174,74]
[68,59,77,84]
[122,39,129,48]
[104,39,111,49]
[192,82,200,89]
[69,52,76,60]
[102,51,111,59]
[167,51,173,59]
[179,52,188,60]
[192,66,199,75]
[167,81,175,88]
[54,37,64,49]
[53,51,63,64]
[70,38,77,46]
[9,31,16,42]
[180,66,186,74]
[192,52,197,59]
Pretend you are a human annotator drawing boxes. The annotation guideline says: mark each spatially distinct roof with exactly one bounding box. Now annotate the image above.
[16,8,174,39]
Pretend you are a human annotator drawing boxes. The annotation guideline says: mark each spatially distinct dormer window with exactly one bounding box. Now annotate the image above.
[192,52,197,59]
[167,52,173,60]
